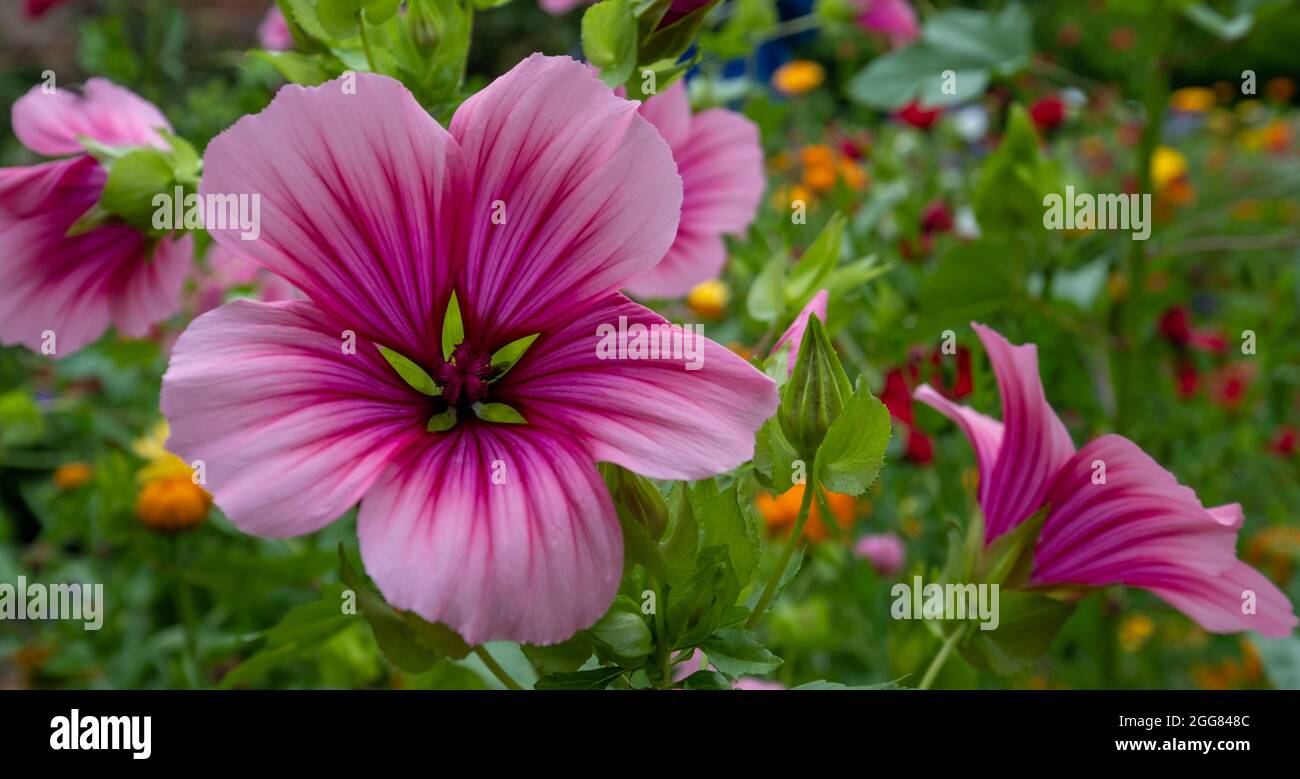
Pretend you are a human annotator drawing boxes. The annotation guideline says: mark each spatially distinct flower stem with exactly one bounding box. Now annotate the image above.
[170,536,202,689]
[473,645,524,690]
[357,16,377,73]
[918,625,967,690]
[745,476,816,630]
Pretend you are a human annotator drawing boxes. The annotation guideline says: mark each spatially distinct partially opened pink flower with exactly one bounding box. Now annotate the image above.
[0,79,191,357]
[915,323,1297,637]
[770,289,828,375]
[162,55,777,645]
[258,4,293,51]
[539,0,587,14]
[856,0,919,48]
[625,80,764,297]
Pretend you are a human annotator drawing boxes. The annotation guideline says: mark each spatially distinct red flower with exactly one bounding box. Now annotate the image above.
[929,346,972,399]
[1271,426,1298,458]
[881,368,934,465]
[1029,96,1067,131]
[24,0,67,16]
[920,200,954,234]
[1175,362,1200,398]
[894,100,942,130]
[1159,306,1193,345]
[1209,363,1254,409]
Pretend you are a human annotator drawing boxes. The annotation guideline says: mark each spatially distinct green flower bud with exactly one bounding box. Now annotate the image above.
[599,464,668,541]
[777,314,852,458]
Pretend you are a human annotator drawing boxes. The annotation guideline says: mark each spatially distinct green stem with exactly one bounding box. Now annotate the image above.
[655,584,672,688]
[473,645,524,690]
[918,625,967,690]
[170,536,202,689]
[745,474,816,630]
[357,15,378,73]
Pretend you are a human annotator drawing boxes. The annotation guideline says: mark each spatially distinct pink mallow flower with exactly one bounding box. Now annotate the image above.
[915,323,1297,637]
[539,0,587,14]
[0,80,191,357]
[770,289,828,376]
[855,533,905,576]
[192,245,301,315]
[258,4,293,51]
[161,55,778,645]
[857,0,919,48]
[625,80,763,297]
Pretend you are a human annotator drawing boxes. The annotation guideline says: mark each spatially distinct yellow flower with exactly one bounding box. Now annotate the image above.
[1118,613,1155,653]
[1150,146,1187,190]
[52,462,93,490]
[686,279,730,320]
[772,60,825,96]
[1169,87,1216,113]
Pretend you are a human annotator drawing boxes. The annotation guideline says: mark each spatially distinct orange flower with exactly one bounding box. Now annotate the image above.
[756,483,855,543]
[52,462,93,490]
[772,60,825,96]
[136,476,211,533]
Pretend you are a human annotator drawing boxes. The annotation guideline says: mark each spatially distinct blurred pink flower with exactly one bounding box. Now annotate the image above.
[258,4,293,51]
[161,56,776,645]
[24,0,68,17]
[855,533,905,576]
[915,323,1297,637]
[539,0,588,14]
[625,80,764,297]
[0,79,191,357]
[771,289,828,375]
[857,0,919,48]
[193,245,301,315]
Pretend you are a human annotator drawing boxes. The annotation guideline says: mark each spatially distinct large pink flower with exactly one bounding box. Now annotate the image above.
[625,81,763,297]
[161,55,777,645]
[0,79,191,357]
[915,323,1296,637]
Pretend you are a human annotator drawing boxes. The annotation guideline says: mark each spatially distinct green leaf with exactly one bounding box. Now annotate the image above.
[699,485,760,586]
[582,0,639,87]
[588,598,654,668]
[661,483,700,586]
[1254,636,1300,690]
[1183,3,1254,40]
[913,241,1014,335]
[972,103,1059,235]
[251,50,338,86]
[534,667,625,690]
[960,592,1077,675]
[666,547,741,649]
[426,408,458,432]
[158,129,200,186]
[282,0,335,44]
[489,332,539,378]
[682,669,732,690]
[815,380,890,496]
[699,628,782,676]
[746,254,785,324]
[217,585,352,689]
[363,0,403,24]
[600,463,669,541]
[791,680,905,690]
[338,546,470,673]
[745,546,803,617]
[376,345,439,396]
[472,402,527,424]
[974,505,1048,587]
[317,0,362,38]
[638,0,720,66]
[98,149,175,229]
[441,291,463,361]
[522,634,594,676]
[846,4,1031,110]
[786,213,844,306]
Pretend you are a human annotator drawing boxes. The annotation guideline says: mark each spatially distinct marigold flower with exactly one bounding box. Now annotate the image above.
[1169,87,1216,113]
[772,61,825,96]
[137,476,211,533]
[52,462,92,490]
[756,483,856,543]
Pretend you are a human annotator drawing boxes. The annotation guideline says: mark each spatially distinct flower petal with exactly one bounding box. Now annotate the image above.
[970,322,1076,540]
[1031,434,1296,635]
[161,299,428,537]
[674,107,764,235]
[623,229,725,298]
[199,72,463,366]
[500,294,778,480]
[913,383,1003,504]
[12,78,171,157]
[0,157,190,356]
[772,289,828,375]
[448,54,682,342]
[357,424,622,645]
